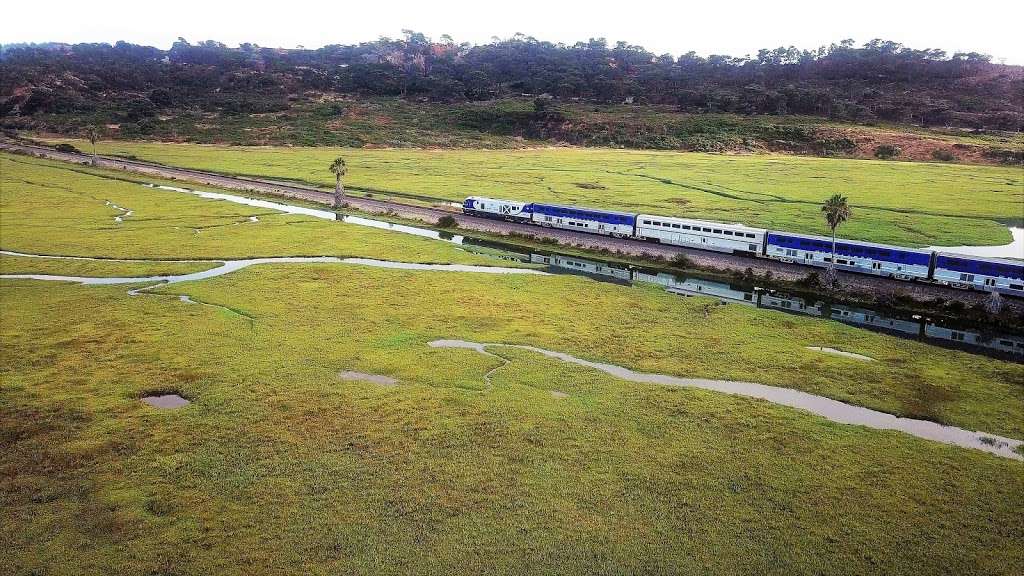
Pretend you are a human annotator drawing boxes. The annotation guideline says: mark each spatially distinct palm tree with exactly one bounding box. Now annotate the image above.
[821,193,852,284]
[86,126,100,166]
[329,157,347,209]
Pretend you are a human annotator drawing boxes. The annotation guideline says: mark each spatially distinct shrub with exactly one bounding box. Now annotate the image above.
[874,144,901,159]
[931,149,955,161]
[797,271,822,288]
[54,143,80,153]
[436,215,457,228]
[817,138,857,156]
[670,253,693,268]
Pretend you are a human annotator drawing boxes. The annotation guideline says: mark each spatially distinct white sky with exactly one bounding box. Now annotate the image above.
[6,0,1023,64]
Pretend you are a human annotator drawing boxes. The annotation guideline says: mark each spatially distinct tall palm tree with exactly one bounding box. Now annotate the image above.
[86,126,100,166]
[821,193,851,283]
[329,157,347,209]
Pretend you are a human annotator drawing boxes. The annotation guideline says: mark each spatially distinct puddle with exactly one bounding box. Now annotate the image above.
[927,227,1024,259]
[428,339,1023,460]
[339,371,398,386]
[105,200,132,224]
[806,346,875,361]
[141,394,190,409]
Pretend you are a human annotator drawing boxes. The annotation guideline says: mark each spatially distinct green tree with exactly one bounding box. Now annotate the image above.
[821,194,852,284]
[86,126,100,166]
[329,157,347,208]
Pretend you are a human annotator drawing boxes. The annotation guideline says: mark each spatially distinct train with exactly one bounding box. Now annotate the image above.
[463,196,1024,296]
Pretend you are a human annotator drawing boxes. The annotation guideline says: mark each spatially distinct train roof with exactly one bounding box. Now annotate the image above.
[767,230,933,254]
[636,214,765,232]
[935,252,1024,266]
[531,202,637,217]
[465,195,528,204]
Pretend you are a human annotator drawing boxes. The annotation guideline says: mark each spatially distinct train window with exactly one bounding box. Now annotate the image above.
[746,233,755,238]
[713,229,722,234]
[642,220,650,225]
[672,224,681,229]
[681,225,691,230]
[724,231,733,235]
[702,227,712,232]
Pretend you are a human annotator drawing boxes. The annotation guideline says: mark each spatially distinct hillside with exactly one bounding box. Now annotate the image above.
[1,36,1022,164]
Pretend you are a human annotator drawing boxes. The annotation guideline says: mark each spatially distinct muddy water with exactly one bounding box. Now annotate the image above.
[142,394,190,409]
[0,254,547,286]
[806,346,875,361]
[428,339,1023,460]
[339,371,398,386]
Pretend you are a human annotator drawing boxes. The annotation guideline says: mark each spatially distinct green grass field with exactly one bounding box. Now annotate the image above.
[0,254,219,277]
[48,138,1024,247]
[0,153,500,265]
[2,151,1023,574]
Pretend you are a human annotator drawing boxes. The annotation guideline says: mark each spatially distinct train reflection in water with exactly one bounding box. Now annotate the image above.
[463,240,1024,359]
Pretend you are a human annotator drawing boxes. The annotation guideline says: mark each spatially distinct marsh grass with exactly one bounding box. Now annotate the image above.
[2,146,1023,575]
[1,272,1023,575]
[0,254,219,277]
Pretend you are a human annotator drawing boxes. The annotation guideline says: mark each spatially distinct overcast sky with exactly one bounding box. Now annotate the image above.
[6,0,1023,64]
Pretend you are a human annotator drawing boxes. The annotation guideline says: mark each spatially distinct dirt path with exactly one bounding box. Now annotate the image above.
[0,139,1012,307]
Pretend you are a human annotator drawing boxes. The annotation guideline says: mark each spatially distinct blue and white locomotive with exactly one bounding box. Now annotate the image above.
[462,195,1021,295]
[462,196,533,222]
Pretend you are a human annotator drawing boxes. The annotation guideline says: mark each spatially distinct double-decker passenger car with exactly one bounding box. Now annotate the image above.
[462,196,533,222]
[530,203,637,237]
[765,232,932,280]
[932,253,1024,294]
[635,215,765,254]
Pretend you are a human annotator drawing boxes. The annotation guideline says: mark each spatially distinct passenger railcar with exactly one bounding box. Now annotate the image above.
[530,203,637,237]
[765,232,932,280]
[634,215,765,254]
[462,196,533,222]
[932,253,1024,295]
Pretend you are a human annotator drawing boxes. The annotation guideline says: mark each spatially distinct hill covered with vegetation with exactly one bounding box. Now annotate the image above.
[2,34,1022,163]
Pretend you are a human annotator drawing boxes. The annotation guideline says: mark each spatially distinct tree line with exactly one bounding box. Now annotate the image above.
[1,32,1021,131]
